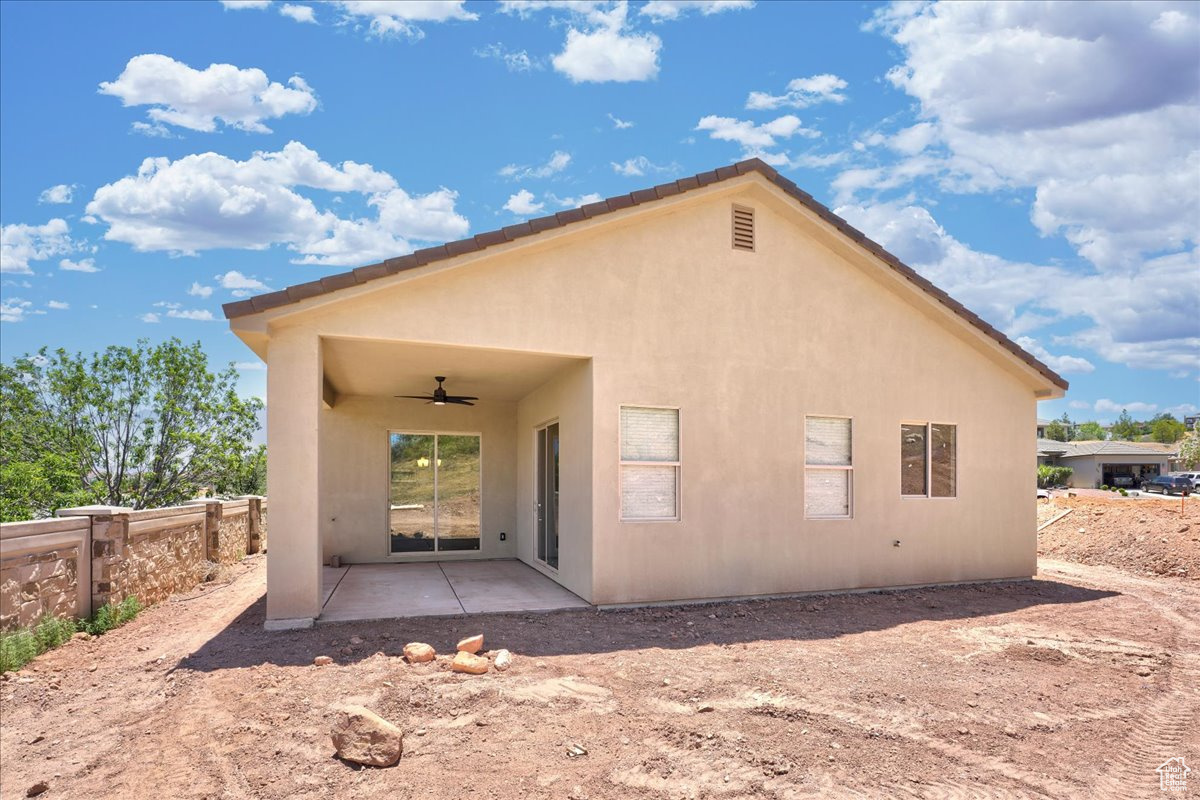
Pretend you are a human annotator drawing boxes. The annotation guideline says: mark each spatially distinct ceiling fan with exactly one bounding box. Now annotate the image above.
[396,376,478,406]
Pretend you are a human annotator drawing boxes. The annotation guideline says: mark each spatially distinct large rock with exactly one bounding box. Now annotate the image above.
[456,634,484,654]
[494,649,513,672]
[403,642,436,663]
[451,650,489,675]
[330,705,403,767]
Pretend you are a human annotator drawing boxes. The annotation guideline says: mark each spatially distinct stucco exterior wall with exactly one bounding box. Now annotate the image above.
[243,175,1055,615]
[1059,454,1171,488]
[319,395,518,563]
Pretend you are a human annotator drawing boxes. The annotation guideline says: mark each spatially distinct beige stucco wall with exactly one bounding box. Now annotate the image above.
[241,174,1058,617]
[320,395,518,563]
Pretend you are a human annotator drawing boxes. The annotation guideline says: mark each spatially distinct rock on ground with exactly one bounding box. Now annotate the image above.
[330,705,403,767]
[493,649,513,671]
[403,642,436,663]
[456,634,484,654]
[313,655,333,666]
[451,651,489,675]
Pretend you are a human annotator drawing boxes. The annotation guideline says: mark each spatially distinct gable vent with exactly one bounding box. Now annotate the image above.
[732,205,755,251]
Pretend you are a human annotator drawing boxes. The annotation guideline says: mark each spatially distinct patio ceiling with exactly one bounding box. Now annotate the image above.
[321,337,587,401]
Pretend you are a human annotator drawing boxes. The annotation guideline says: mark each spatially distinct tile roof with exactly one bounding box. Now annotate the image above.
[223,157,1068,391]
[1055,440,1180,457]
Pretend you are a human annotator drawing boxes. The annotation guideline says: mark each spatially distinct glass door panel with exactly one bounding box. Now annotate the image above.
[389,433,435,553]
[536,422,560,569]
[435,435,481,551]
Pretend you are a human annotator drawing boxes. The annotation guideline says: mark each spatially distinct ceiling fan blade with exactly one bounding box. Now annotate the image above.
[447,399,475,406]
[395,394,434,400]
[446,395,479,401]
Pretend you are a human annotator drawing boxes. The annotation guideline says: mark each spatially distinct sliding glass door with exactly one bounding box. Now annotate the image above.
[389,432,481,554]
[536,422,559,569]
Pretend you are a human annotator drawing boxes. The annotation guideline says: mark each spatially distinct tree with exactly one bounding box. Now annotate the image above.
[0,339,263,520]
[1180,425,1200,470]
[1110,409,1138,441]
[1044,420,1069,441]
[1149,414,1186,444]
[1076,421,1106,441]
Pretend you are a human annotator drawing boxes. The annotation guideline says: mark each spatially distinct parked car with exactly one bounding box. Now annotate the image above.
[1142,475,1194,495]
[1171,471,1200,485]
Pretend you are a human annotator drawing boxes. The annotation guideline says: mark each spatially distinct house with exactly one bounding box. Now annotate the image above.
[224,158,1068,627]
[1039,440,1176,488]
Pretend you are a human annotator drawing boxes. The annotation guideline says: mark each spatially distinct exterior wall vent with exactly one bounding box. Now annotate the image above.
[732,205,755,252]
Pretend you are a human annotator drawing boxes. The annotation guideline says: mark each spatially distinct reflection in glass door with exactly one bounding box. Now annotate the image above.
[389,432,480,554]
[536,422,559,569]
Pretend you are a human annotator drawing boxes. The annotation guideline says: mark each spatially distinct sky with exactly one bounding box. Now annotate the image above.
[1,0,1197,425]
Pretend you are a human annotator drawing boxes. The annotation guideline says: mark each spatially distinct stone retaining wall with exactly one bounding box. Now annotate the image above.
[0,517,91,630]
[0,496,266,631]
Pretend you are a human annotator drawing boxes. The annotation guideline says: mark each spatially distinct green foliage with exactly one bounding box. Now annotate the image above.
[80,596,142,636]
[1119,488,1128,496]
[1100,484,1109,491]
[1075,421,1107,441]
[1180,428,1200,470]
[0,615,77,673]
[1044,420,1069,442]
[1149,414,1186,444]
[1037,465,1073,488]
[1,340,263,520]
[1109,409,1139,441]
[0,596,144,672]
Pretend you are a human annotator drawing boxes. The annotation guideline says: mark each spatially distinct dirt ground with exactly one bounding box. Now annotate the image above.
[1038,494,1199,578]
[2,506,1199,799]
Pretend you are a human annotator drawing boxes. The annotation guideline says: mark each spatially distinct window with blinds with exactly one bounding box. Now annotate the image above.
[620,406,680,521]
[901,422,957,498]
[805,416,852,518]
[732,205,755,251]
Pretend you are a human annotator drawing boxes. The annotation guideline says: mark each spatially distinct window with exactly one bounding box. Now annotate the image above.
[620,406,680,521]
[901,423,956,498]
[388,432,481,552]
[805,416,852,518]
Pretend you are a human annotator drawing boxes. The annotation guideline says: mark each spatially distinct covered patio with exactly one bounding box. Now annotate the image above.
[318,559,590,623]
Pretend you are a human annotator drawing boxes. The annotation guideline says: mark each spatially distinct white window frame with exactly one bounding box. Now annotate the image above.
[900,421,958,500]
[804,414,854,520]
[618,405,681,523]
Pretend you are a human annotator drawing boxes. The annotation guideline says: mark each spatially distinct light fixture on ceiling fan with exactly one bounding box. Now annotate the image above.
[395,376,478,406]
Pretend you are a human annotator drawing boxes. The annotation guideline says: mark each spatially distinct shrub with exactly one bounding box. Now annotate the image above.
[1100,484,1109,491]
[0,595,143,673]
[1119,488,1128,496]
[81,596,142,636]
[1037,465,1074,489]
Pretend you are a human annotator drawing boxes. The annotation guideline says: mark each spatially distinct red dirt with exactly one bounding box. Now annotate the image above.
[2,518,1199,799]
[1038,495,1200,579]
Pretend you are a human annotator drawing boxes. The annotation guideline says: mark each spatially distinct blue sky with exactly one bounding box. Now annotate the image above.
[1,0,1197,424]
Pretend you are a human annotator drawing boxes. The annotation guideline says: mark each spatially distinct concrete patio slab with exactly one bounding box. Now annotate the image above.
[318,559,590,622]
[320,563,461,622]
[439,560,590,614]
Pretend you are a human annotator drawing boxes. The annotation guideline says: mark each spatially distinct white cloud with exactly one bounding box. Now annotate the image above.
[166,308,216,321]
[695,113,819,164]
[279,3,315,22]
[607,112,634,129]
[1094,398,1158,416]
[332,1,477,40]
[609,155,675,176]
[1,298,35,322]
[140,312,161,323]
[85,141,470,267]
[99,54,318,134]
[130,121,177,139]
[549,2,661,83]
[188,281,215,298]
[1013,336,1095,375]
[216,270,271,293]
[1,219,75,274]
[503,189,545,216]
[475,43,538,71]
[499,150,571,180]
[221,0,271,8]
[59,257,100,273]
[640,0,754,22]
[235,361,267,370]
[46,300,69,310]
[548,192,603,207]
[746,73,848,110]
[38,184,76,204]
[1068,400,1092,410]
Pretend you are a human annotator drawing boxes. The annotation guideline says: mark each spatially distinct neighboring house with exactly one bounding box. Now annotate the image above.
[1185,414,1199,430]
[1040,440,1178,488]
[224,158,1068,627]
